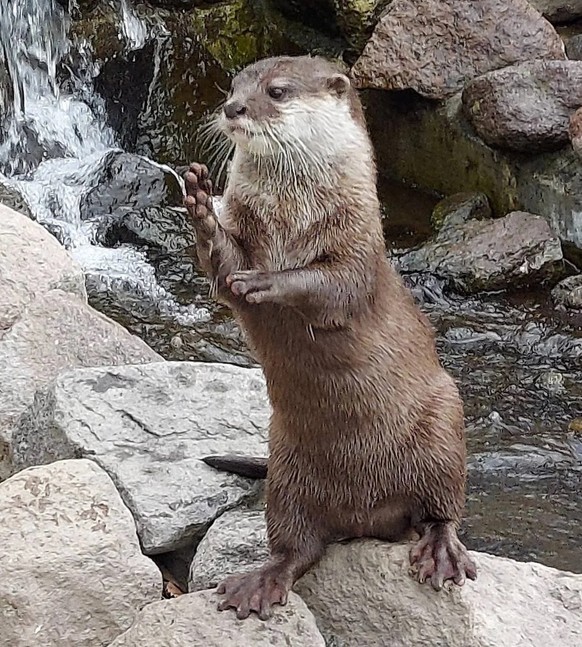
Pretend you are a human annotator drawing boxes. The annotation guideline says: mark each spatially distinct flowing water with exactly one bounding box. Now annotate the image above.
[0,0,580,572]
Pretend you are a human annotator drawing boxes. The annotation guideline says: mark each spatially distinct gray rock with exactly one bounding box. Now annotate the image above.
[529,0,582,23]
[351,0,565,99]
[398,211,564,293]
[0,459,161,647]
[109,589,325,647]
[0,205,86,334]
[565,33,582,60]
[462,60,582,153]
[13,361,269,554]
[189,508,269,591]
[431,192,492,232]
[0,288,160,481]
[552,274,582,308]
[186,511,582,647]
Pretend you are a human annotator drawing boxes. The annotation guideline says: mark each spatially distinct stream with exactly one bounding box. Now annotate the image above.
[0,0,580,573]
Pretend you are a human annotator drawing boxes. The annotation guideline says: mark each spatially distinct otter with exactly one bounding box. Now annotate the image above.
[183,55,477,621]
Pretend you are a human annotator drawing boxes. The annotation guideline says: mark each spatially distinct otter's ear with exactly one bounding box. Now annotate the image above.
[326,73,350,97]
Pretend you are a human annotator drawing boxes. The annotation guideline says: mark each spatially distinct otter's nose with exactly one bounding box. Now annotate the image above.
[224,100,247,119]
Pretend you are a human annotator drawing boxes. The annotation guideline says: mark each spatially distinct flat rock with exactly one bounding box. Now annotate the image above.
[462,60,582,152]
[430,191,492,232]
[398,211,564,293]
[109,589,325,647]
[188,510,582,647]
[552,274,582,309]
[529,0,582,23]
[0,289,160,481]
[13,361,269,554]
[0,459,161,647]
[0,205,86,334]
[351,0,565,99]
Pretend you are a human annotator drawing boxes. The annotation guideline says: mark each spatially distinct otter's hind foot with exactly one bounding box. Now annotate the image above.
[216,563,291,621]
[410,521,477,591]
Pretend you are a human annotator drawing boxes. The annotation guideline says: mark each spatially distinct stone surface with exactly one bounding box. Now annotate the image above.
[398,211,564,292]
[0,459,161,647]
[462,60,582,152]
[0,205,86,333]
[363,91,582,249]
[187,510,582,647]
[552,274,582,308]
[13,361,269,554]
[109,589,325,647]
[430,192,492,232]
[0,242,159,481]
[351,0,565,99]
[529,0,582,22]
[189,507,269,591]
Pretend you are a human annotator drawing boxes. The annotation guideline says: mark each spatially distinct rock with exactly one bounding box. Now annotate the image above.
[529,0,582,23]
[363,91,582,249]
[351,0,565,99]
[13,361,269,554]
[0,178,32,218]
[552,274,582,308]
[565,33,582,60]
[189,508,269,591]
[431,192,492,232]
[569,106,582,156]
[187,511,582,647]
[333,0,393,51]
[109,589,325,647]
[0,205,86,333]
[462,60,582,153]
[0,289,160,480]
[398,211,564,293]
[0,459,161,647]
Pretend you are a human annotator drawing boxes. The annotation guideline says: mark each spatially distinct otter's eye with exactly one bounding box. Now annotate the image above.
[267,87,286,100]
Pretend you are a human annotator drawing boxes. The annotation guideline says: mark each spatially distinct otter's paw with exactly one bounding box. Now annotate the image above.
[183,163,216,238]
[216,567,289,621]
[226,270,278,304]
[410,522,477,591]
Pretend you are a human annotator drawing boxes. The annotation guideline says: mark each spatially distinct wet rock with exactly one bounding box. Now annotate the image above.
[529,0,582,23]
[399,211,564,293]
[189,508,269,591]
[351,0,565,99]
[0,459,161,647]
[109,589,325,647]
[0,178,32,218]
[0,205,86,333]
[80,151,193,252]
[552,274,582,308]
[187,512,582,647]
[363,91,582,249]
[565,33,582,60]
[13,361,269,554]
[462,60,582,153]
[431,192,492,232]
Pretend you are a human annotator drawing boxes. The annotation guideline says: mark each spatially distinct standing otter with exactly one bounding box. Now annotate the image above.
[183,55,477,621]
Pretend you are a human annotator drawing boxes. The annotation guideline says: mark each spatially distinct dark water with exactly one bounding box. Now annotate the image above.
[1,0,580,574]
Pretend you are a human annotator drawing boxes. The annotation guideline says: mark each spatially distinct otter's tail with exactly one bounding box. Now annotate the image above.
[202,455,268,480]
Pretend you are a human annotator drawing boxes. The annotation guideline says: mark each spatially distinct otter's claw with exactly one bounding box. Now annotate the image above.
[226,270,278,304]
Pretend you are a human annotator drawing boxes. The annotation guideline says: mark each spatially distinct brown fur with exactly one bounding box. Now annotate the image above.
[183,55,476,621]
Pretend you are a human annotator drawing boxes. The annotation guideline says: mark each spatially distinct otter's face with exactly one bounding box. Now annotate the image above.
[218,57,359,159]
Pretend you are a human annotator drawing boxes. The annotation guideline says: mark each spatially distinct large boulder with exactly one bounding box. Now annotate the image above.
[398,211,564,293]
[0,208,160,481]
[109,589,325,646]
[12,361,269,554]
[0,459,161,647]
[188,509,582,647]
[351,0,565,99]
[462,60,582,153]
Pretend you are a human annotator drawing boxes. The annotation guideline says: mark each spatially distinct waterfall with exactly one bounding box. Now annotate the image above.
[0,0,207,328]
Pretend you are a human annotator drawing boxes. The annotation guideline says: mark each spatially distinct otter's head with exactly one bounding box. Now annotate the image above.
[218,56,367,161]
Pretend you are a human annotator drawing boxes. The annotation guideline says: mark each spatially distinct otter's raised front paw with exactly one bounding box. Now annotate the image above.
[410,522,477,591]
[226,270,278,304]
[216,567,289,621]
[183,163,216,238]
